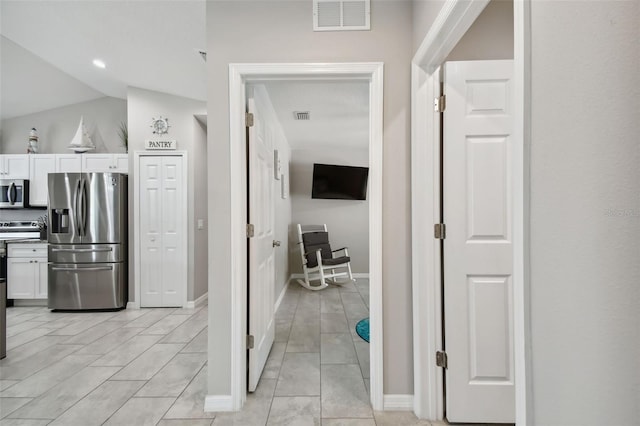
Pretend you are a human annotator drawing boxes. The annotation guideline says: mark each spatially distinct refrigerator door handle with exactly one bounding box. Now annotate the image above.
[51,266,114,272]
[80,178,88,236]
[74,179,82,236]
[51,247,113,253]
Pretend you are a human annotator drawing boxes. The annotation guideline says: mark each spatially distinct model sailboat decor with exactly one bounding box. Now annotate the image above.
[68,116,95,153]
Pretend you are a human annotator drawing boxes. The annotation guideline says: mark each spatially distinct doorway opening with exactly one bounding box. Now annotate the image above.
[245,78,373,413]
[227,63,384,411]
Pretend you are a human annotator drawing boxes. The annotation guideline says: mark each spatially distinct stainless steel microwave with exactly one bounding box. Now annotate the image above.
[0,179,29,208]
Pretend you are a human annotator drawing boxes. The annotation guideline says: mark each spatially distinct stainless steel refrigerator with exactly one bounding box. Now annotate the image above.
[47,173,128,310]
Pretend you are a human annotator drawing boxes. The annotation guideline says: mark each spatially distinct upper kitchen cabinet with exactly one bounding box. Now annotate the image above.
[55,154,83,173]
[0,155,30,179]
[82,154,129,173]
[29,154,56,206]
[55,153,128,174]
[28,153,129,207]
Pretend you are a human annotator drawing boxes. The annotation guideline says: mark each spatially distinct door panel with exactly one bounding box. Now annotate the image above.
[48,173,82,245]
[444,60,515,423]
[160,158,184,307]
[7,258,36,299]
[29,155,56,206]
[140,158,164,307]
[248,89,275,392]
[84,173,127,244]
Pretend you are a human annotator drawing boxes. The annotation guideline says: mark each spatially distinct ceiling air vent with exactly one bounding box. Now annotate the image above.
[313,0,370,32]
[294,111,311,120]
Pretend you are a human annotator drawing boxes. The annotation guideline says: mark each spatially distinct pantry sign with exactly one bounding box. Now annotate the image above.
[145,139,177,150]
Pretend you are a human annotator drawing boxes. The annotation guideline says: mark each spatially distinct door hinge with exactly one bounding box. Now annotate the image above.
[434,95,446,113]
[436,351,448,369]
[246,223,255,238]
[245,112,254,127]
[434,223,446,240]
[247,334,255,349]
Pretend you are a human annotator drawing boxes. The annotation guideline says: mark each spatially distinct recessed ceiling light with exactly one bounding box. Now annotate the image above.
[92,59,106,69]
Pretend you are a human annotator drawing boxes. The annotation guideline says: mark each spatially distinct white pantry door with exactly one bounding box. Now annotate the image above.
[443,60,515,423]
[247,92,275,392]
[139,155,185,308]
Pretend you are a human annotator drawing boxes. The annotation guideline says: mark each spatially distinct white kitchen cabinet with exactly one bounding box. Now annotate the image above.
[7,243,48,300]
[55,154,83,173]
[0,155,30,179]
[27,154,128,208]
[82,154,128,173]
[29,155,56,206]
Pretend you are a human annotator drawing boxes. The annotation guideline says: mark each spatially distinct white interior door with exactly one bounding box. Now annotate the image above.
[443,60,515,423]
[247,92,275,392]
[139,155,185,308]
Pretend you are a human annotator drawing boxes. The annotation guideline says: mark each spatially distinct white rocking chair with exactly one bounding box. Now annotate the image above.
[296,224,355,291]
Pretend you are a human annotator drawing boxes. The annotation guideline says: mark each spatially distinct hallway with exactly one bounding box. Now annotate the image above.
[1,279,433,425]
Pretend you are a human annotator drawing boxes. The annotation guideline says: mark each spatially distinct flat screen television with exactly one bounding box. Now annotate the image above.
[311,163,369,200]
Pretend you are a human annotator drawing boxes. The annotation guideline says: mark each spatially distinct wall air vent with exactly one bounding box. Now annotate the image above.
[313,0,370,32]
[294,111,311,121]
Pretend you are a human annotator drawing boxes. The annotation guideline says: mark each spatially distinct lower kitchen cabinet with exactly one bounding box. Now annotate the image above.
[7,243,48,300]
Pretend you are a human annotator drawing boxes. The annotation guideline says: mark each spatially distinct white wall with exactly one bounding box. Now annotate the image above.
[0,97,127,154]
[529,1,640,424]
[207,0,414,397]
[193,116,209,301]
[445,0,513,61]
[127,87,207,303]
[412,0,446,54]
[289,148,369,274]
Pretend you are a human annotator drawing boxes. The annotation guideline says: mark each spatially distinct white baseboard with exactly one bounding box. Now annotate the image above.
[274,280,291,312]
[383,394,414,411]
[185,292,209,309]
[204,395,234,412]
[195,292,208,308]
[126,301,140,309]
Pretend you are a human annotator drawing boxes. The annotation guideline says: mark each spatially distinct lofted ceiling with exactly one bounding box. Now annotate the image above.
[0,1,369,150]
[0,0,206,119]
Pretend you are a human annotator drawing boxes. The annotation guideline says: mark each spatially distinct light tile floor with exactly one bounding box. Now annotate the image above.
[0,279,435,425]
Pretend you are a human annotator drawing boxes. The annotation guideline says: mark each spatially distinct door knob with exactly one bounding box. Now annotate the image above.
[272,240,281,247]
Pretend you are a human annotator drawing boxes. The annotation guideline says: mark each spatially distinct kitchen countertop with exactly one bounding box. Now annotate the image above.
[5,239,48,244]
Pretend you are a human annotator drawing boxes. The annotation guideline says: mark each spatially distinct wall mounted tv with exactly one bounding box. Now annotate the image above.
[311,163,369,200]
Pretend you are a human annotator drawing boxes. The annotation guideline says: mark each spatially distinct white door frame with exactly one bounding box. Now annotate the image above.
[228,62,384,411]
[132,150,189,310]
[410,1,531,423]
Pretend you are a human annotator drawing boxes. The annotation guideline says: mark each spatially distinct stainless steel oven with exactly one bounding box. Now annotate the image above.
[0,221,40,359]
[0,179,29,208]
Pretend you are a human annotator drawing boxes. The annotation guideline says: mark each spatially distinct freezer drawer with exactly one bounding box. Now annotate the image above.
[48,244,124,264]
[48,262,126,310]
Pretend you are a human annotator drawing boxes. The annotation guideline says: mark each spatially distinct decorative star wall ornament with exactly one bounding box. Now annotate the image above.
[151,116,170,135]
